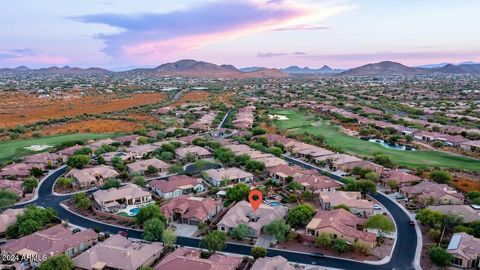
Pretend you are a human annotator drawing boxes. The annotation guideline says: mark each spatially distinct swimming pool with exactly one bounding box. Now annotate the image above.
[268,202,282,207]
[129,208,140,216]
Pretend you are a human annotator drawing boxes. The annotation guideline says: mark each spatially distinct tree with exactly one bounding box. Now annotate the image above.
[352,241,371,255]
[287,204,316,228]
[416,209,444,227]
[73,192,92,210]
[39,254,74,270]
[136,204,166,225]
[373,154,394,168]
[0,189,19,208]
[111,156,125,171]
[386,180,398,191]
[226,183,249,202]
[231,224,250,240]
[132,175,146,187]
[405,134,413,143]
[162,227,177,249]
[315,232,332,247]
[251,246,267,259]
[364,172,380,183]
[169,164,184,174]
[344,180,377,195]
[245,160,265,173]
[428,247,453,267]
[264,219,290,242]
[29,167,44,177]
[365,214,395,237]
[333,239,350,253]
[159,151,173,161]
[74,147,92,156]
[202,231,227,252]
[23,176,38,193]
[67,155,91,169]
[57,177,73,188]
[7,206,57,238]
[146,165,158,176]
[142,217,165,241]
[252,127,267,136]
[101,178,121,190]
[301,191,314,200]
[430,170,452,184]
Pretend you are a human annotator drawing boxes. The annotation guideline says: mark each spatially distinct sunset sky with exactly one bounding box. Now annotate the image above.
[1,0,479,69]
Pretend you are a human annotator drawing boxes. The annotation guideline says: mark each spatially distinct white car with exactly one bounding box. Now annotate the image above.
[373,204,382,210]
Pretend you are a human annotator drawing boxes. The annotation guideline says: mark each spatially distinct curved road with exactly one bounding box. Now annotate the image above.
[12,166,417,270]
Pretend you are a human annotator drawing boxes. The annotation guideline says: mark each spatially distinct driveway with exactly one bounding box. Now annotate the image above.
[173,223,198,237]
[255,235,276,248]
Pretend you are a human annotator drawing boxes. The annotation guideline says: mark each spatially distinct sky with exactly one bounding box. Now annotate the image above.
[0,0,479,69]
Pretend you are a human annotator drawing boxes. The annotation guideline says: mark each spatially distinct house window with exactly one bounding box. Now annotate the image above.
[452,257,462,266]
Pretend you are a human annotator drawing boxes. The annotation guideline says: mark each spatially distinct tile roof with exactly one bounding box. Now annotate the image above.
[73,234,163,270]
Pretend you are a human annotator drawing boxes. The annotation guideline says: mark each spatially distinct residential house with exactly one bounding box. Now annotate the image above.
[125,144,158,158]
[428,205,480,224]
[0,179,24,197]
[149,175,204,199]
[126,158,170,175]
[217,201,287,237]
[400,181,464,205]
[296,174,342,193]
[251,256,325,270]
[160,195,222,225]
[56,144,85,157]
[306,209,377,248]
[93,183,153,212]
[73,234,163,270]
[0,163,42,180]
[1,224,97,268]
[88,138,119,150]
[339,160,385,174]
[66,165,119,188]
[460,140,480,152]
[101,151,135,163]
[203,167,254,187]
[116,135,140,145]
[434,134,470,147]
[0,208,24,235]
[267,164,316,182]
[381,169,421,188]
[319,191,374,216]
[175,146,212,161]
[23,152,65,168]
[153,247,242,270]
[447,232,480,269]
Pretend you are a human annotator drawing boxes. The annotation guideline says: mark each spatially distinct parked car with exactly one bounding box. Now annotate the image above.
[309,252,324,258]
[373,204,382,210]
[409,220,415,226]
[72,228,81,234]
[118,231,128,237]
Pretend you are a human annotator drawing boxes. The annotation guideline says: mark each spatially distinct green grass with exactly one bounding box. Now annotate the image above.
[0,133,119,164]
[272,109,480,172]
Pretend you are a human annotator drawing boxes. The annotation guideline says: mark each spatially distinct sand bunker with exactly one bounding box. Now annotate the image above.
[25,145,53,151]
[268,114,289,121]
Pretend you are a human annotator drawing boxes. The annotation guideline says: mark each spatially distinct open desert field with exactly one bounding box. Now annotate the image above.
[172,90,209,106]
[0,92,166,128]
[37,119,140,135]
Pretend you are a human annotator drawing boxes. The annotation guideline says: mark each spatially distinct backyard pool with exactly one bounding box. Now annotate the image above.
[129,208,140,216]
[268,202,282,207]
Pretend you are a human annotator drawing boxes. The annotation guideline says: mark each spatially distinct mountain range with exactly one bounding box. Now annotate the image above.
[1,59,480,77]
[339,61,480,76]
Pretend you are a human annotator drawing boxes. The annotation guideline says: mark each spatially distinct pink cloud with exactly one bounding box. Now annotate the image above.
[75,0,353,64]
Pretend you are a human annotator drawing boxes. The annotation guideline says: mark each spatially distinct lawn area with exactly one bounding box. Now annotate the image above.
[0,133,119,163]
[272,109,480,172]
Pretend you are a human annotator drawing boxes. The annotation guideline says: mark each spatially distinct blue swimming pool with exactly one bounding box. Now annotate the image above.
[268,202,282,207]
[129,208,140,216]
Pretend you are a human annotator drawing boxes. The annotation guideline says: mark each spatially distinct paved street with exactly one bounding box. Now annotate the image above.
[10,161,419,270]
